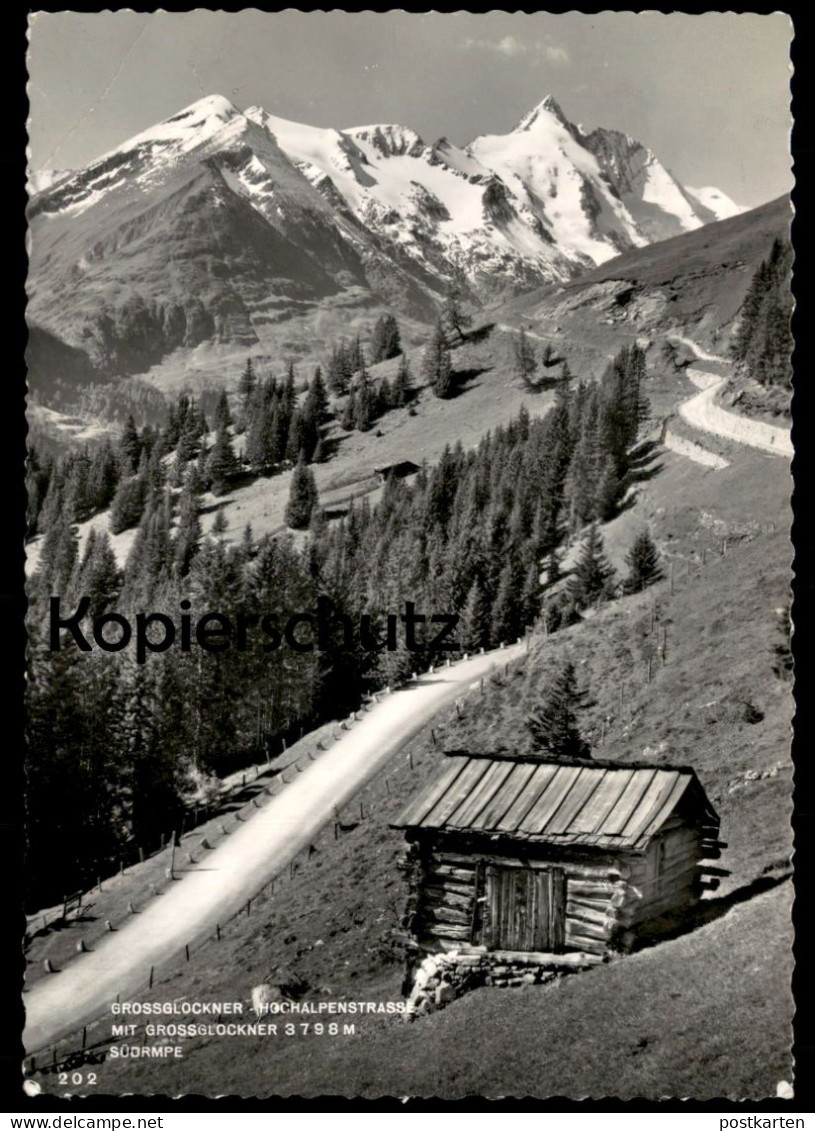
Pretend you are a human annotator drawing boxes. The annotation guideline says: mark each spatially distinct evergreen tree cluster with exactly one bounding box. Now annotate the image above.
[25,341,656,908]
[560,344,648,530]
[730,238,793,388]
[340,352,413,432]
[243,363,326,473]
[369,313,402,364]
[325,313,402,396]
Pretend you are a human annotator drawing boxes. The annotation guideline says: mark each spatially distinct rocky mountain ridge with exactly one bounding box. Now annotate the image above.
[28,92,744,389]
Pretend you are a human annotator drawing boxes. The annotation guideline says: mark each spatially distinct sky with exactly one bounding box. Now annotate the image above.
[27,11,793,208]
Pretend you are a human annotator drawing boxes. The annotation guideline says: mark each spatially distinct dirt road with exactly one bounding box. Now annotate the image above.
[23,643,526,1055]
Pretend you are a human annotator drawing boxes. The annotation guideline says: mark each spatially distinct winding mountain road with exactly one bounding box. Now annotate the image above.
[678,368,792,458]
[668,335,792,459]
[24,643,525,1056]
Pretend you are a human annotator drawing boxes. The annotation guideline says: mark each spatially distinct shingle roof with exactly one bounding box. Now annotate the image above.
[393,754,716,852]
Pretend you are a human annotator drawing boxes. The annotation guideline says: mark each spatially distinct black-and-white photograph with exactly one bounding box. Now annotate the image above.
[23,10,794,1101]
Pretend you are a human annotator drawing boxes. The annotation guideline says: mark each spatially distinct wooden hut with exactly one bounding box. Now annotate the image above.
[393,752,723,967]
[374,460,421,483]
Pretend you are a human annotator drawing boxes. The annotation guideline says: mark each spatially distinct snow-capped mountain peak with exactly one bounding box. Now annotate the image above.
[513,93,570,132]
[107,94,244,160]
[27,91,747,388]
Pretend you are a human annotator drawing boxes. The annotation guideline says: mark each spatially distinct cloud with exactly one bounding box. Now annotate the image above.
[544,45,570,65]
[461,36,570,66]
[495,35,525,57]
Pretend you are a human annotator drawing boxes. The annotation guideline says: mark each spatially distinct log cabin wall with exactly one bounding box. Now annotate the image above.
[626,819,706,927]
[410,834,654,958]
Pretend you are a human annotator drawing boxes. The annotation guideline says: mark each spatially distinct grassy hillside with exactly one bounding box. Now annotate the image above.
[89,883,792,1100]
[29,440,793,1099]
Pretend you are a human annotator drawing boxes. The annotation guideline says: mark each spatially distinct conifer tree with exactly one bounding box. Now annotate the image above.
[568,523,616,611]
[513,329,539,389]
[393,353,412,407]
[211,509,228,539]
[520,560,542,628]
[459,579,492,652]
[526,661,591,760]
[238,358,257,404]
[354,363,373,432]
[38,511,79,595]
[214,389,233,433]
[370,313,402,363]
[491,555,524,644]
[545,545,562,588]
[286,411,308,463]
[174,485,202,578]
[623,529,664,594]
[88,441,120,514]
[341,391,356,431]
[327,342,352,395]
[192,444,210,494]
[241,522,255,561]
[441,285,471,342]
[304,367,329,427]
[423,320,454,399]
[78,529,121,613]
[176,403,203,464]
[377,376,393,416]
[350,336,365,374]
[119,414,142,475]
[109,460,148,534]
[285,459,318,530]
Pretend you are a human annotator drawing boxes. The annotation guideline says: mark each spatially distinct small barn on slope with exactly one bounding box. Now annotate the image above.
[393,752,723,965]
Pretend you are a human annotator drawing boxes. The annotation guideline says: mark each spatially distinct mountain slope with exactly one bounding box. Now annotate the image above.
[501,195,790,358]
[27,93,744,392]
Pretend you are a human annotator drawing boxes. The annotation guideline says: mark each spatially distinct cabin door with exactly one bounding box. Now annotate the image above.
[482,865,565,952]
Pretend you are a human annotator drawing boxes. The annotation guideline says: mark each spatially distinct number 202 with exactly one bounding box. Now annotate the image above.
[59,1072,97,1086]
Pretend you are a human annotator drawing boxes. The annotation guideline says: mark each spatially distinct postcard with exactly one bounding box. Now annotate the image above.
[23,9,795,1102]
